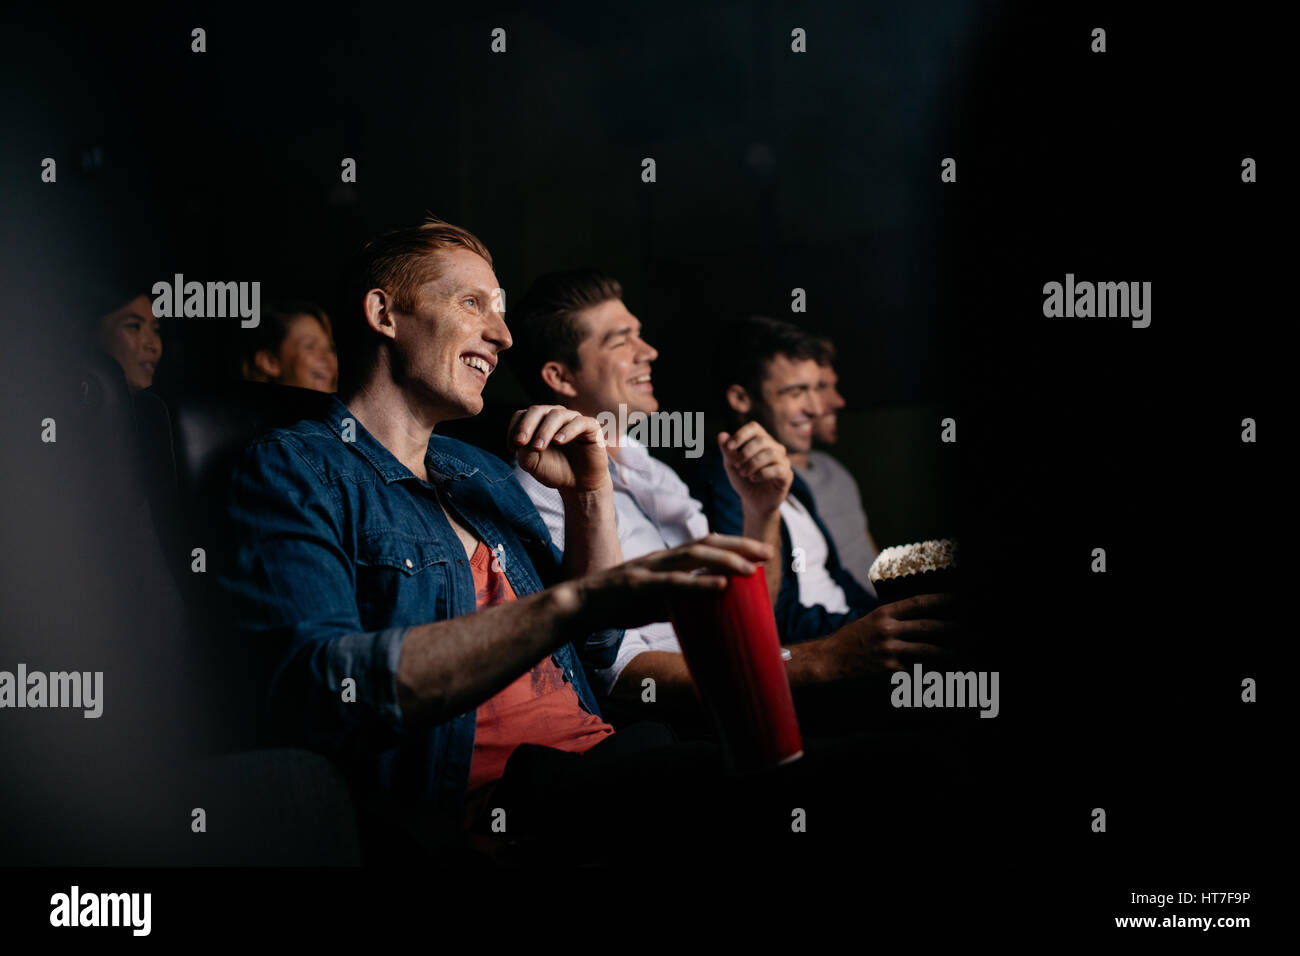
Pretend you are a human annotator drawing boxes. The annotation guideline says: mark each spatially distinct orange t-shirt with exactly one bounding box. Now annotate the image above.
[465,540,613,795]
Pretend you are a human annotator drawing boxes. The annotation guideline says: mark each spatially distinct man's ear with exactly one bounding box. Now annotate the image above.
[540,361,579,399]
[725,384,752,417]
[253,349,281,380]
[362,289,398,340]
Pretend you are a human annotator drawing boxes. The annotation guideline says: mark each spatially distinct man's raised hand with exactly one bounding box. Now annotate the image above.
[510,405,610,494]
[718,422,794,516]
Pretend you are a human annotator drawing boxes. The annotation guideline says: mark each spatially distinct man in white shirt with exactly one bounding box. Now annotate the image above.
[508,271,954,719]
[790,343,880,597]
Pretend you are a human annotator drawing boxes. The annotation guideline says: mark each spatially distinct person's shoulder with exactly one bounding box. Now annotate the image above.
[809,449,856,483]
[644,450,695,495]
[229,421,352,498]
[241,417,337,466]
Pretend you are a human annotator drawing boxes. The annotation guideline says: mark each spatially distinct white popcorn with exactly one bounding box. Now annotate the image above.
[868,538,959,584]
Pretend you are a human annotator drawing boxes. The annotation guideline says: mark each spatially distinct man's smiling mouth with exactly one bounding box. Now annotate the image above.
[460,353,494,377]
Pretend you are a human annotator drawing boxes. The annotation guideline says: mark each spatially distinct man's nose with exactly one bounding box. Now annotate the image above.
[487,310,512,351]
[637,336,658,363]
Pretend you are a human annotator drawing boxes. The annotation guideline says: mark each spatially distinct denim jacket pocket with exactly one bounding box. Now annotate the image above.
[355,531,455,631]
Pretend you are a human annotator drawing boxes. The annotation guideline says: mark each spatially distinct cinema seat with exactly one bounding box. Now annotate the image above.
[132,381,365,865]
[134,382,338,746]
[134,381,335,555]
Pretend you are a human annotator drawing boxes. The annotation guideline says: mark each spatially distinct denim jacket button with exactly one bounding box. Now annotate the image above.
[404,558,413,568]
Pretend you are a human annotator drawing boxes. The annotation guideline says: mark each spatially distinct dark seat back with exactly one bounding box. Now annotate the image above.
[74,348,154,507]
[136,381,337,579]
[134,382,338,751]
[143,380,335,500]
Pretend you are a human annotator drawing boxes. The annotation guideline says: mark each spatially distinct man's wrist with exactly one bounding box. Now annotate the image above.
[789,639,834,687]
[547,580,593,636]
[741,501,782,536]
[559,478,613,509]
[740,498,781,520]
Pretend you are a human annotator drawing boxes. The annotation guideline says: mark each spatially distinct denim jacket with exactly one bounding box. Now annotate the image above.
[218,395,620,814]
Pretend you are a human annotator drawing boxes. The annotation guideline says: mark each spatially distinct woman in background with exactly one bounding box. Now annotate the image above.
[96,293,162,392]
[240,301,338,392]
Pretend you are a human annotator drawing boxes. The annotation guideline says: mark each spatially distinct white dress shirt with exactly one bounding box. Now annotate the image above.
[513,438,710,695]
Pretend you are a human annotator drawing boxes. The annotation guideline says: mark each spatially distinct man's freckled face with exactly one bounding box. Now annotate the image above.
[755,354,825,455]
[568,298,660,420]
[392,248,511,419]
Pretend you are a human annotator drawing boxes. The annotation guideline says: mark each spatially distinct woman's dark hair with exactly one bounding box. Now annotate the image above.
[78,280,153,350]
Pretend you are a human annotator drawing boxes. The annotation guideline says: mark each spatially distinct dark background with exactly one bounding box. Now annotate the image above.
[0,0,1280,932]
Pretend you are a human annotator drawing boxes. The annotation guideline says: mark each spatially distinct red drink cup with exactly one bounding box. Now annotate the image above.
[668,565,804,773]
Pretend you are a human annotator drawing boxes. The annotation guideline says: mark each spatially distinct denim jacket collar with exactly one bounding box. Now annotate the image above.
[325,394,482,484]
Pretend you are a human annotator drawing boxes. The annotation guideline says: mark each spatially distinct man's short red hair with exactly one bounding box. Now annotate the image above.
[355,215,494,313]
